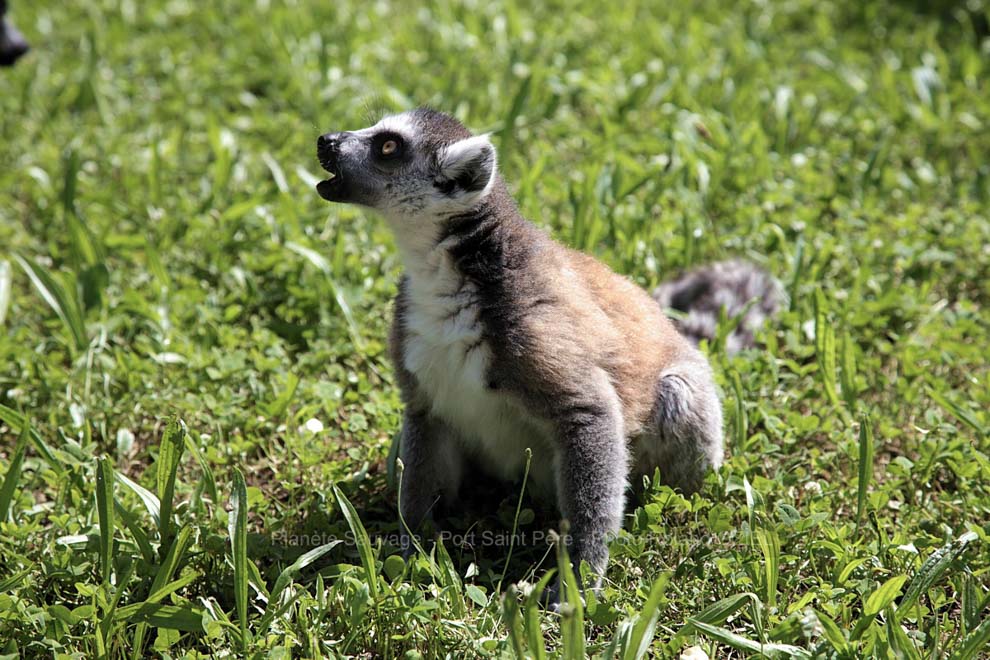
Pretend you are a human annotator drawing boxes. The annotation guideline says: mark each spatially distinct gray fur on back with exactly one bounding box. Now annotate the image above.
[653,259,783,354]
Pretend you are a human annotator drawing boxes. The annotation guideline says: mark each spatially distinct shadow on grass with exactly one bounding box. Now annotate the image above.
[250,467,568,597]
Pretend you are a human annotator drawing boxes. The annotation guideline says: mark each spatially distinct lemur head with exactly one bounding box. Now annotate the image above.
[315,108,497,218]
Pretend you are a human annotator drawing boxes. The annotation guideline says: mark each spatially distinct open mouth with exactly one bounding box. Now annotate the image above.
[316,155,341,201]
[315,171,339,200]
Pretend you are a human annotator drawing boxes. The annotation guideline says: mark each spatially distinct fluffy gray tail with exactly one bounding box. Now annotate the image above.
[653,259,783,354]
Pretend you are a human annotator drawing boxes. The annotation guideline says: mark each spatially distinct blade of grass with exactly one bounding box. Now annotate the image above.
[0,259,11,326]
[498,447,532,595]
[814,609,849,654]
[0,424,29,521]
[856,416,875,525]
[14,253,87,350]
[332,484,379,601]
[756,528,780,608]
[730,369,747,450]
[926,387,988,437]
[229,469,249,651]
[183,434,218,508]
[157,417,186,552]
[788,235,804,312]
[0,570,31,592]
[557,526,585,660]
[261,152,289,194]
[114,471,161,527]
[502,585,527,659]
[131,525,193,659]
[149,525,194,597]
[96,457,115,584]
[814,288,839,406]
[961,574,980,635]
[622,572,670,660]
[886,609,921,660]
[113,501,156,564]
[435,539,465,616]
[0,405,56,465]
[99,558,137,643]
[116,571,202,620]
[688,619,810,658]
[840,330,858,409]
[286,241,364,350]
[497,73,532,161]
[524,569,555,660]
[264,372,300,420]
[259,540,341,633]
[128,604,205,633]
[671,591,758,648]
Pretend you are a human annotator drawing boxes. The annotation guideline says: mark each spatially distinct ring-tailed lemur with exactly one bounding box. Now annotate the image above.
[314,108,779,606]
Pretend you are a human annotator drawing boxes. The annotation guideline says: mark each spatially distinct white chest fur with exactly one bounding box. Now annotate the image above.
[400,247,555,493]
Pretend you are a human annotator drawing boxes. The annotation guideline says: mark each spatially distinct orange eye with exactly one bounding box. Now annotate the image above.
[381,140,398,155]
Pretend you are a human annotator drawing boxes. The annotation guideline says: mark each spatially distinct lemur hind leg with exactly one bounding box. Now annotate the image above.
[634,356,724,496]
[397,411,465,556]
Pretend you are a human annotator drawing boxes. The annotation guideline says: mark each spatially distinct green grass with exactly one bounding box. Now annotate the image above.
[2,0,989,657]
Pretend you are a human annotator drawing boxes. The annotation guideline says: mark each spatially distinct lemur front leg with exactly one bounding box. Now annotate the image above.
[547,379,628,607]
[397,410,464,557]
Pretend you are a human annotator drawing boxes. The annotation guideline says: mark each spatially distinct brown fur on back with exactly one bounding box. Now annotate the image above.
[531,247,692,437]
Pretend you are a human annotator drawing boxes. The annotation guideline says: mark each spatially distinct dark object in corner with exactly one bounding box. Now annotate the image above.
[0,1,30,67]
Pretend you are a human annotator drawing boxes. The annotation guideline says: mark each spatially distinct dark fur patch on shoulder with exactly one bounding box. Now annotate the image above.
[433,182,560,401]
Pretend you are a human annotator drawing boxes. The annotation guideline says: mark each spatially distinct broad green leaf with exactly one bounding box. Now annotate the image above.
[864,575,908,616]
[898,531,978,620]
[465,584,487,608]
[756,528,780,608]
[815,609,849,654]
[948,616,990,660]
[127,604,205,633]
[886,611,921,660]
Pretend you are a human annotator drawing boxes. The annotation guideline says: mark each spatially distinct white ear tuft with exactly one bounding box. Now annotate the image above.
[436,134,497,196]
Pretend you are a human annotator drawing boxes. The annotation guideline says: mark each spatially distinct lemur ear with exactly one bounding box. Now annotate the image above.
[435,135,497,196]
